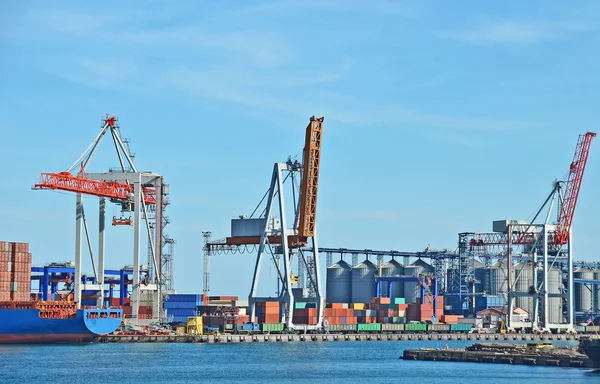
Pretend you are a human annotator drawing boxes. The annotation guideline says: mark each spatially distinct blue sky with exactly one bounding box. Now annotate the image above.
[1,1,599,298]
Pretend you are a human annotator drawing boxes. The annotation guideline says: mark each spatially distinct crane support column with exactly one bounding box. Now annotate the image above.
[131,173,142,320]
[568,231,574,329]
[153,177,163,320]
[543,225,549,325]
[248,163,279,322]
[74,193,83,308]
[311,234,324,327]
[97,198,106,308]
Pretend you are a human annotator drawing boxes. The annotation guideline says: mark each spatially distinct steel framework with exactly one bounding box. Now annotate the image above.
[456,132,595,331]
[206,116,325,330]
[32,114,167,321]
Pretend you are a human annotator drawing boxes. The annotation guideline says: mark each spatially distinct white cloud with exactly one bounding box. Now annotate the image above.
[438,21,596,45]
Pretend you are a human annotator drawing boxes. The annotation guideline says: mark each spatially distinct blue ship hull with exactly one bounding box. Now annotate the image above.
[0,308,123,344]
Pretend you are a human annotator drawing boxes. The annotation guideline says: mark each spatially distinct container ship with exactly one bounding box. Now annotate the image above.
[0,241,123,344]
[0,301,123,344]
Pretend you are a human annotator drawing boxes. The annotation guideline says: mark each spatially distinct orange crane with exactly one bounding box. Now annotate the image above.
[221,116,324,248]
[207,115,325,330]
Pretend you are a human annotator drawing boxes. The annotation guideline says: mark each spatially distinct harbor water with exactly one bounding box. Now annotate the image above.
[0,340,598,383]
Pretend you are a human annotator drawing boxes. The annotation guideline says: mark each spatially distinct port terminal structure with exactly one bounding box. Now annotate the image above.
[30,264,144,305]
[32,114,172,321]
[206,131,596,333]
[206,116,325,331]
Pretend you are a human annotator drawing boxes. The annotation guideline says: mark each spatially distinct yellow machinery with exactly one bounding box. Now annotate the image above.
[186,316,203,335]
[498,319,506,334]
[175,326,186,335]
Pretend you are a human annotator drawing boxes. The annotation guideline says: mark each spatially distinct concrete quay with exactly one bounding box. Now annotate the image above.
[99,332,583,344]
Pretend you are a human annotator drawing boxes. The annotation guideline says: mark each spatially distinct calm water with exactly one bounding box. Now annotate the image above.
[0,340,598,383]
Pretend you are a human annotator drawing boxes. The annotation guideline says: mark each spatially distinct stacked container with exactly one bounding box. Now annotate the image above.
[323,303,357,325]
[163,293,202,323]
[0,241,32,301]
[255,301,280,323]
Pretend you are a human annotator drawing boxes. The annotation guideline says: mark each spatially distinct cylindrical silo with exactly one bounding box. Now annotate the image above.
[381,259,404,299]
[403,265,422,304]
[351,260,376,303]
[490,260,513,301]
[547,266,563,324]
[514,262,532,316]
[574,268,593,314]
[411,259,434,275]
[326,260,352,303]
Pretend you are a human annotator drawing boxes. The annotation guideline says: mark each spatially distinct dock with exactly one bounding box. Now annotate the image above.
[402,342,594,368]
[99,333,583,344]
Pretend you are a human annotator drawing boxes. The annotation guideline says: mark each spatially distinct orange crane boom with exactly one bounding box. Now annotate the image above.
[298,116,324,239]
[222,116,324,248]
[33,171,156,205]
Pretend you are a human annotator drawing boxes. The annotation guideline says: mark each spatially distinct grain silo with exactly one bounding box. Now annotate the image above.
[380,259,404,299]
[351,260,376,303]
[326,260,352,303]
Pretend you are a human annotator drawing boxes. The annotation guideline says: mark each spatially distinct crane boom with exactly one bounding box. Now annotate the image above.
[33,171,156,205]
[298,116,324,239]
[555,131,596,244]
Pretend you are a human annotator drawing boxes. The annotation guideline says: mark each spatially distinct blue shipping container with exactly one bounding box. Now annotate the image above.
[236,323,260,332]
[476,296,505,312]
[163,301,198,310]
[164,294,202,304]
[165,308,196,317]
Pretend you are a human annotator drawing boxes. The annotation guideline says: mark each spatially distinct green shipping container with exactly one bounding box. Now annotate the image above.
[294,302,307,309]
[393,298,405,305]
[224,324,233,330]
[450,323,472,332]
[260,323,285,333]
[392,317,405,324]
[357,323,381,332]
[10,282,17,292]
[404,323,427,332]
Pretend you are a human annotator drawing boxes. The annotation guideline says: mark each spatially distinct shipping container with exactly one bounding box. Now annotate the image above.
[260,323,285,333]
[327,324,356,332]
[163,301,198,309]
[381,323,404,332]
[357,323,381,332]
[404,323,427,332]
[164,294,202,304]
[236,323,260,332]
[427,323,450,333]
[450,323,473,332]
[165,308,196,317]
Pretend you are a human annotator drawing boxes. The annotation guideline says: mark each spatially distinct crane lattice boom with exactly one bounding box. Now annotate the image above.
[555,131,596,244]
[298,116,324,239]
[33,171,156,205]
